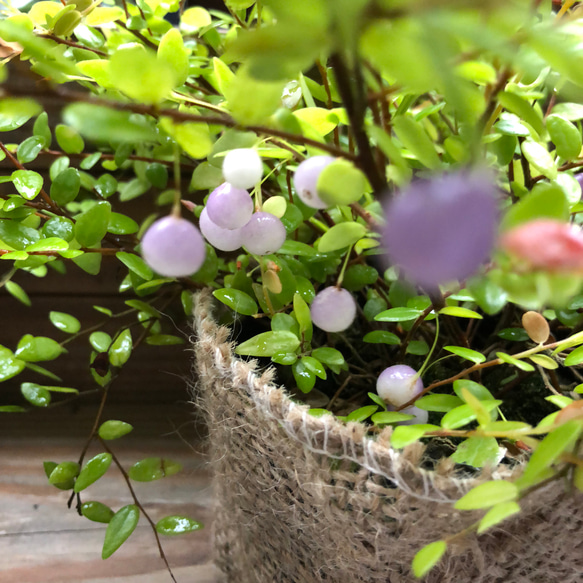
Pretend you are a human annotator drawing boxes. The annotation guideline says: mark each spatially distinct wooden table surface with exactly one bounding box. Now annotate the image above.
[0,434,219,583]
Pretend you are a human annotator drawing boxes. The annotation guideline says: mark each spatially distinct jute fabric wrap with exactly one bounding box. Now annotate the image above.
[193,290,583,583]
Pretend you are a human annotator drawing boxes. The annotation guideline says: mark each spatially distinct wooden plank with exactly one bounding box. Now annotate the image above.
[0,439,217,583]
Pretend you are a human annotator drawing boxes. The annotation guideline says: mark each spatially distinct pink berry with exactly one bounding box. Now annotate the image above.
[310,287,357,332]
[141,215,206,277]
[376,364,423,408]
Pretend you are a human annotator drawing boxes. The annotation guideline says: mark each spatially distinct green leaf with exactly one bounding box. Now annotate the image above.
[74,453,112,492]
[563,345,583,366]
[128,458,182,482]
[453,380,495,402]
[374,307,422,322]
[292,358,316,393]
[371,411,415,425]
[294,107,339,136]
[235,331,300,357]
[450,436,500,468]
[441,400,502,429]
[213,288,258,316]
[146,334,185,346]
[415,394,464,412]
[0,406,25,413]
[363,330,401,345]
[439,306,482,319]
[0,220,39,250]
[477,501,521,534]
[160,118,212,160]
[43,216,74,242]
[157,27,189,87]
[497,91,545,137]
[311,346,345,368]
[497,327,530,341]
[17,136,44,164]
[392,115,441,170]
[519,421,583,487]
[109,329,132,367]
[81,501,115,524]
[98,420,134,440]
[546,114,582,160]
[496,352,535,372]
[49,311,80,334]
[278,240,318,256]
[529,354,559,369]
[89,331,111,352]
[50,168,80,206]
[0,98,41,131]
[391,424,438,448]
[55,124,84,155]
[63,104,157,143]
[80,151,101,170]
[316,159,367,206]
[412,541,447,578]
[5,280,31,306]
[116,252,153,281]
[346,405,378,423]
[15,335,63,362]
[109,45,175,104]
[521,139,557,180]
[181,6,212,30]
[443,346,486,364]
[21,382,51,407]
[454,480,518,510]
[102,505,140,559]
[501,182,569,231]
[156,515,203,536]
[318,223,367,253]
[145,163,168,190]
[12,170,43,200]
[293,292,313,344]
[48,461,80,487]
[75,201,111,247]
[26,238,68,253]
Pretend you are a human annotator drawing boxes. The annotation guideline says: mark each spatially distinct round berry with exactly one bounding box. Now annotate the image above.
[376,364,423,408]
[241,211,286,255]
[310,287,357,332]
[199,207,243,252]
[398,405,429,425]
[293,156,335,209]
[222,148,263,189]
[206,183,254,230]
[141,216,206,277]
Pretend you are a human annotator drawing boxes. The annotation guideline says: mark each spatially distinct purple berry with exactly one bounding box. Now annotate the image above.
[293,155,335,209]
[377,364,423,408]
[199,207,243,252]
[141,216,206,277]
[310,287,357,332]
[241,211,286,255]
[382,171,498,288]
[206,183,254,230]
[222,148,263,189]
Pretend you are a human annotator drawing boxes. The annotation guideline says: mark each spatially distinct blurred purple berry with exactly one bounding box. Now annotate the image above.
[382,171,498,288]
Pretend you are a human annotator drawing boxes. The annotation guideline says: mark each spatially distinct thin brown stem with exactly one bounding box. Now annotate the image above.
[39,34,107,57]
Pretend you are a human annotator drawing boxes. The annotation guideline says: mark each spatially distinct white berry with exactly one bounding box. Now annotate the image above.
[222,148,263,189]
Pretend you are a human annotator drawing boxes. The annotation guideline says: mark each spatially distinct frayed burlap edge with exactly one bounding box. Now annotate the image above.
[192,289,583,583]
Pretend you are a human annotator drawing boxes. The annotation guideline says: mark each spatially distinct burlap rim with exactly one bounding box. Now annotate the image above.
[193,289,526,504]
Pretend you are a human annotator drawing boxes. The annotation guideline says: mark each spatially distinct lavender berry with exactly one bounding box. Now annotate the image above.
[310,286,357,332]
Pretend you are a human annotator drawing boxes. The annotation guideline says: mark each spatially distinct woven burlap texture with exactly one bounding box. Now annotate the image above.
[193,289,583,583]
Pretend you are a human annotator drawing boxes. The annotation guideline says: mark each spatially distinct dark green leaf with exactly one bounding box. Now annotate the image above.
[55,124,84,154]
[81,501,115,524]
[363,330,401,345]
[235,331,300,357]
[15,335,64,362]
[116,252,153,281]
[213,288,258,316]
[17,136,44,164]
[50,168,80,206]
[75,201,111,247]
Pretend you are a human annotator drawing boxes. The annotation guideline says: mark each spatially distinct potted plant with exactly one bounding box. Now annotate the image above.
[0,0,582,581]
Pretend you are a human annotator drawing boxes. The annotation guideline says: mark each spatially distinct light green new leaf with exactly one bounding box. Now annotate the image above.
[109,45,175,104]
[317,159,367,206]
[318,223,366,253]
[443,346,486,364]
[450,436,500,468]
[478,501,521,533]
[454,480,518,510]
[158,28,189,87]
[116,252,153,281]
[15,335,63,362]
[496,352,535,372]
[439,306,482,319]
[412,541,447,578]
[521,139,557,180]
[102,505,140,559]
[5,281,31,306]
[374,307,422,322]
[21,382,51,407]
[392,115,441,170]
[98,420,134,440]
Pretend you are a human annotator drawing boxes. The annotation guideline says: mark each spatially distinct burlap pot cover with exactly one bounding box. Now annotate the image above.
[193,290,583,583]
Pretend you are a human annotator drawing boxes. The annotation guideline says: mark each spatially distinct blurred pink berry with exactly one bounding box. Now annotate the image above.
[382,171,498,288]
[500,219,583,272]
